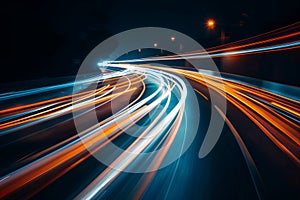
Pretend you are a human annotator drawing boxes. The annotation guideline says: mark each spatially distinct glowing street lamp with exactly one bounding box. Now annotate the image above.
[171,36,175,42]
[206,19,215,29]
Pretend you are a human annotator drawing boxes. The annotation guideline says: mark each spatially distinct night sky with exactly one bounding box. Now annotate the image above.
[1,0,300,85]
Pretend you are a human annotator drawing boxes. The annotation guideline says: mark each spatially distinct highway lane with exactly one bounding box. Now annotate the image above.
[0,63,299,199]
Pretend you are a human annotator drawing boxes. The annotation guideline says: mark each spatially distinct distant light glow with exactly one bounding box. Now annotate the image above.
[206,19,215,29]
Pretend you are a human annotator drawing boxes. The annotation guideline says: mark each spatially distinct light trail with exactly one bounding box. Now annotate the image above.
[100,23,300,65]
[101,40,300,64]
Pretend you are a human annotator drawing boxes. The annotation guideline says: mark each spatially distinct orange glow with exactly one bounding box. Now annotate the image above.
[206,19,215,29]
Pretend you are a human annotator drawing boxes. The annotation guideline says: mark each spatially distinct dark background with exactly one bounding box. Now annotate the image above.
[1,0,300,85]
